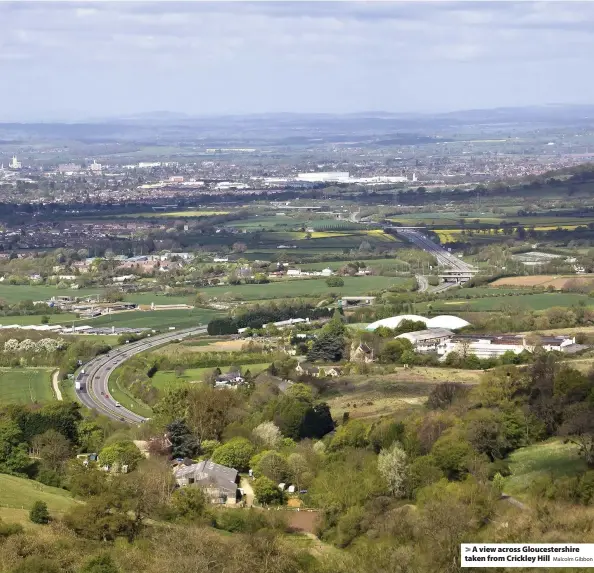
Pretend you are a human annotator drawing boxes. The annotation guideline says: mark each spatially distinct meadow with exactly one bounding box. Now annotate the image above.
[193,275,411,301]
[427,292,591,312]
[0,474,77,514]
[0,368,55,405]
[0,313,79,326]
[503,440,587,498]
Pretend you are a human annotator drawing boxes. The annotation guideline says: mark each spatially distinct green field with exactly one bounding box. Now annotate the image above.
[151,363,270,390]
[0,473,77,513]
[0,284,101,304]
[428,292,591,312]
[0,368,55,404]
[504,440,587,498]
[0,313,79,326]
[86,308,219,330]
[302,258,410,271]
[194,276,411,301]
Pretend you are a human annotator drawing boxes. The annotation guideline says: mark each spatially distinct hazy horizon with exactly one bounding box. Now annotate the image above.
[2,1,594,121]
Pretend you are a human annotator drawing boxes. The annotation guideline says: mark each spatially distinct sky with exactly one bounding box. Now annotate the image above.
[1,1,594,120]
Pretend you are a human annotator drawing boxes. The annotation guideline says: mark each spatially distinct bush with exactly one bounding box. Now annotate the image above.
[0,519,23,538]
[29,500,50,524]
[326,277,344,287]
[211,438,255,472]
[80,554,120,573]
[253,476,285,505]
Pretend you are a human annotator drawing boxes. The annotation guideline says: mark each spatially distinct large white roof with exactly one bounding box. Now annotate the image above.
[426,315,470,330]
[366,314,470,331]
[366,315,428,331]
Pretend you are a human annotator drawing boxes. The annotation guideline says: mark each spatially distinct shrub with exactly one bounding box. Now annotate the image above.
[29,501,50,524]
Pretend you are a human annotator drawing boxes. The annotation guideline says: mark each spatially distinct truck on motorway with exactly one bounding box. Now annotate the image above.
[75,380,84,391]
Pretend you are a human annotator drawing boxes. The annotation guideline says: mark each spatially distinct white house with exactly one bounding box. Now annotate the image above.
[396,328,455,353]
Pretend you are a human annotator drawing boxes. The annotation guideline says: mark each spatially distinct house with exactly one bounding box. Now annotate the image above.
[351,342,375,363]
[295,362,320,377]
[215,371,245,388]
[324,366,343,377]
[286,269,302,277]
[340,296,376,308]
[396,328,454,353]
[173,459,240,504]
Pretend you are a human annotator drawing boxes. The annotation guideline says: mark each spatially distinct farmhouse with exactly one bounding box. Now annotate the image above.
[173,459,240,504]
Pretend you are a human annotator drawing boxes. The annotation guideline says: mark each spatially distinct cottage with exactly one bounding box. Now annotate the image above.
[295,362,320,377]
[215,371,245,388]
[173,459,240,504]
[351,342,375,363]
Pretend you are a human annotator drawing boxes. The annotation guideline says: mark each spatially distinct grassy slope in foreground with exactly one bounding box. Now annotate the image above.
[0,368,55,405]
[0,474,77,512]
[504,439,587,499]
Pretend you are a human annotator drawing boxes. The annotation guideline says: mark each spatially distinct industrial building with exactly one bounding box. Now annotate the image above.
[396,328,455,353]
[438,334,577,359]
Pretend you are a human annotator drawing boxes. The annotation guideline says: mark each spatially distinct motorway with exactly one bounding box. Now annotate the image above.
[75,326,207,424]
[396,229,475,272]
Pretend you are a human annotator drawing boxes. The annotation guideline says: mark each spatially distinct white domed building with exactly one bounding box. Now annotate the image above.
[426,315,470,330]
[366,314,428,331]
[366,314,469,332]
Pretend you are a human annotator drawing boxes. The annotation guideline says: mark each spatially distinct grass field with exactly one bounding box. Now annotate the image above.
[504,440,587,498]
[0,368,55,404]
[0,284,101,304]
[151,363,270,390]
[429,292,591,312]
[193,276,411,301]
[0,313,79,326]
[0,474,77,513]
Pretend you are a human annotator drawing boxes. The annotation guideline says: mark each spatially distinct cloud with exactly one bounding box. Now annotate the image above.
[0,1,593,118]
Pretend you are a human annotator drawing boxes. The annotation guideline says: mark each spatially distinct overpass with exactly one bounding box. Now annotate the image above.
[390,227,478,290]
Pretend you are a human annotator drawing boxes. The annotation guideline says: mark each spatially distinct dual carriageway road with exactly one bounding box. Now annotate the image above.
[75,326,207,424]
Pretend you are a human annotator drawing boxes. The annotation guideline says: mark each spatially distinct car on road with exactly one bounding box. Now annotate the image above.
[115,402,121,407]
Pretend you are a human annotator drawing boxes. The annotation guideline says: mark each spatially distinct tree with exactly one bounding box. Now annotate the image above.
[377,442,408,498]
[253,476,284,505]
[29,501,50,524]
[252,451,289,482]
[427,383,470,410]
[32,429,71,471]
[378,339,413,363]
[186,386,238,443]
[166,419,199,458]
[211,438,255,471]
[170,487,207,521]
[560,403,594,467]
[326,276,344,287]
[252,422,282,449]
[98,441,143,471]
[431,431,475,480]
[307,332,345,362]
[80,554,120,573]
